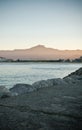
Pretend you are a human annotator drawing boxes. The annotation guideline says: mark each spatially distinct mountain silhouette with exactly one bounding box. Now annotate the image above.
[0,45,82,60]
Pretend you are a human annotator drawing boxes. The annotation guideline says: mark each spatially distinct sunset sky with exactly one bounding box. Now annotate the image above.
[0,0,82,50]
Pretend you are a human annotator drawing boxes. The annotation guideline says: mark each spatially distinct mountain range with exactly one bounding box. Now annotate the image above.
[0,45,82,60]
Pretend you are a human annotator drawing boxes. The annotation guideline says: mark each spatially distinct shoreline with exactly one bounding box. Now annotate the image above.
[0,60,82,63]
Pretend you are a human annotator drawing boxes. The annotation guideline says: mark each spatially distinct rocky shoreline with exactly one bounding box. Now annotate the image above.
[0,68,82,130]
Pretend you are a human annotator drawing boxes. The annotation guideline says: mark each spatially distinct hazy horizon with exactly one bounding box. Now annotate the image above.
[0,44,82,51]
[0,44,82,60]
[0,0,82,50]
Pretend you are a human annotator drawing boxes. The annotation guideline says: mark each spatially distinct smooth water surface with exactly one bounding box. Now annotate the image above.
[0,62,82,88]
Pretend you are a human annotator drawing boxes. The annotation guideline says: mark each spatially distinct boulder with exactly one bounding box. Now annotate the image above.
[10,84,34,95]
[64,68,82,84]
[32,78,68,90]
[68,67,82,76]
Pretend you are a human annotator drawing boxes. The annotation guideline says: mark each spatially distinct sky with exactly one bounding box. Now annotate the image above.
[0,0,82,50]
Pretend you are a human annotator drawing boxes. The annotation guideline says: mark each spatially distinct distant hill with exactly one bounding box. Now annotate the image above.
[0,45,82,60]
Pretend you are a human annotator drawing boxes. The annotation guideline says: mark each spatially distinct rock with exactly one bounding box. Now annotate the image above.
[10,84,34,95]
[32,78,68,90]
[68,67,82,76]
[0,86,11,98]
[0,68,82,130]
[10,79,68,96]
[64,68,82,84]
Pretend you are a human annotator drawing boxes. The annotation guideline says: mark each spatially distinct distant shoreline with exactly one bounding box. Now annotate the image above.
[0,60,82,63]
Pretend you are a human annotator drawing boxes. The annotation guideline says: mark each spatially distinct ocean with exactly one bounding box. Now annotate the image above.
[0,62,82,89]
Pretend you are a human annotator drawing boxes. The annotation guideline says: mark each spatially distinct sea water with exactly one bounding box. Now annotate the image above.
[0,62,82,88]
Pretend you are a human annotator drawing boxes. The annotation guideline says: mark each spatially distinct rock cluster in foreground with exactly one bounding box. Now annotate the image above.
[0,68,82,130]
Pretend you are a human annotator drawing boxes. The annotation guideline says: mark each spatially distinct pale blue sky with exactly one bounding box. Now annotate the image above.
[0,0,82,50]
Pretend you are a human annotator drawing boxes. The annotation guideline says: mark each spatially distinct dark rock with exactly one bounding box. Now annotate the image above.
[0,68,82,130]
[32,78,67,90]
[1,94,10,99]
[10,84,34,95]
[64,68,82,84]
[66,67,82,77]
